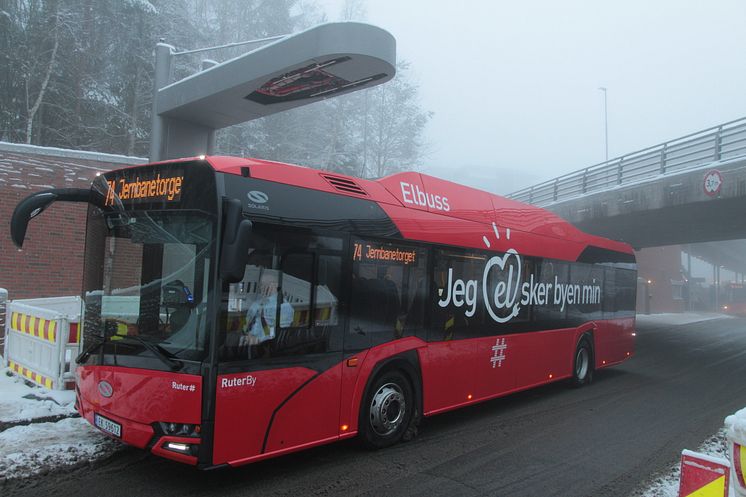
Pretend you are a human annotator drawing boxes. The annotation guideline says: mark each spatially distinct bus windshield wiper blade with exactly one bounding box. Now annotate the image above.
[76,335,110,364]
[121,335,183,371]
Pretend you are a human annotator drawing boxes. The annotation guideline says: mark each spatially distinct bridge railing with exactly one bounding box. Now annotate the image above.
[509,116,746,206]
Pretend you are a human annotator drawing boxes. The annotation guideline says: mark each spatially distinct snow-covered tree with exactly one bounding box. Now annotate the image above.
[0,0,431,175]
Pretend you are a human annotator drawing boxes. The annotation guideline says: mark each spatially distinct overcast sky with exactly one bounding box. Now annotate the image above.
[319,0,746,193]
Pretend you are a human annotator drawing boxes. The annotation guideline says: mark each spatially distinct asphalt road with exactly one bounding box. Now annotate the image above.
[6,316,746,497]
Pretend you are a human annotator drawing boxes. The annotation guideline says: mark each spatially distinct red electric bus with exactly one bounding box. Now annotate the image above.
[10,156,636,468]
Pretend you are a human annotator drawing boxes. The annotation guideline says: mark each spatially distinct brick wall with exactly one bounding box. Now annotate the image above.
[0,143,145,300]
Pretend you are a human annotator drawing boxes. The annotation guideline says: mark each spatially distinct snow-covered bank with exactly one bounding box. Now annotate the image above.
[0,369,75,426]
[0,417,118,479]
[636,312,734,326]
[0,368,119,480]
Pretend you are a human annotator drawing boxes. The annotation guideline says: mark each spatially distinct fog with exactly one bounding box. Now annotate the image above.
[321,0,746,194]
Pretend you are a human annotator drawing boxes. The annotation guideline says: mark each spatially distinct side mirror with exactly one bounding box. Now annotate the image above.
[220,198,252,283]
[11,188,93,248]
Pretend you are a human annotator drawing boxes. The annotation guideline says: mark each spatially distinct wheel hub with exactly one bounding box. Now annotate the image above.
[576,348,589,380]
[369,382,406,436]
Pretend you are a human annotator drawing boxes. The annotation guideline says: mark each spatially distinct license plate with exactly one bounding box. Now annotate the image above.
[94,413,122,438]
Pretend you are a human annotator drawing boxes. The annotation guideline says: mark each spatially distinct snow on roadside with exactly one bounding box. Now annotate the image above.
[0,417,118,480]
[0,369,76,425]
[636,312,734,327]
[634,430,734,497]
[0,367,120,480]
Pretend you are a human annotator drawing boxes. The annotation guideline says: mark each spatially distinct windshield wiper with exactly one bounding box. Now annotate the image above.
[76,333,184,371]
[120,335,183,371]
[76,334,111,364]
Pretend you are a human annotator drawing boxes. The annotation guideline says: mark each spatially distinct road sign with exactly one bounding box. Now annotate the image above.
[678,449,730,497]
[150,22,396,161]
[704,170,723,196]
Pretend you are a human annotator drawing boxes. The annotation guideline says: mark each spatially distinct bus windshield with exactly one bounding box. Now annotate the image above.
[81,207,216,365]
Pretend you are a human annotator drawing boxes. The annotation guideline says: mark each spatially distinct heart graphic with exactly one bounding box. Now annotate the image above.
[482,248,522,324]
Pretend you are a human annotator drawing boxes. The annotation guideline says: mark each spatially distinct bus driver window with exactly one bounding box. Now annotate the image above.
[242,271,293,346]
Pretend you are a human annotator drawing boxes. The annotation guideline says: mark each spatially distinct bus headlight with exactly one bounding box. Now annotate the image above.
[164,442,193,454]
[158,422,200,437]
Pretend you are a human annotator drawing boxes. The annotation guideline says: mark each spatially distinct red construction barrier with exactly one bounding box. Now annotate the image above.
[3,296,82,390]
[678,449,730,497]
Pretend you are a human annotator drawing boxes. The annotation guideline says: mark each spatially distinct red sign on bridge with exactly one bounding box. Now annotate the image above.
[704,169,723,196]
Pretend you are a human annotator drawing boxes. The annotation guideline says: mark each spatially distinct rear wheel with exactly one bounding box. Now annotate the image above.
[360,370,415,449]
[571,338,593,387]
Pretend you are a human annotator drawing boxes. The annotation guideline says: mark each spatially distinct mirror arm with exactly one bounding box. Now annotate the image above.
[11,188,98,248]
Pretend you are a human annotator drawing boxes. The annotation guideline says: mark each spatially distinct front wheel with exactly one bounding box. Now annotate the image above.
[571,338,594,387]
[360,370,415,449]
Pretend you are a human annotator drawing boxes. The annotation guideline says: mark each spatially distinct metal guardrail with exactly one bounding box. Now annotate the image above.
[508,117,746,206]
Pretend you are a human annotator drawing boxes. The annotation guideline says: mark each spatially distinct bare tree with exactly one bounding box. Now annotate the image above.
[340,0,366,21]
[0,0,430,169]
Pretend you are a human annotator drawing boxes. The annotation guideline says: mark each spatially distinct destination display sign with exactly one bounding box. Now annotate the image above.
[353,241,418,266]
[104,171,184,206]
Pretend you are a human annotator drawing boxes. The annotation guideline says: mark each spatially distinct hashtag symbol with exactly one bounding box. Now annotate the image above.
[491,338,507,368]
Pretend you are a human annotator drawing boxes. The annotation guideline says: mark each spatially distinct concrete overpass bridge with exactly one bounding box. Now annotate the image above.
[508,117,746,312]
[508,117,746,249]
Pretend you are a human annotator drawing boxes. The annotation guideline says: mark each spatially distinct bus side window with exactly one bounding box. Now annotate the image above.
[316,255,341,327]
[567,263,603,322]
[278,252,314,330]
[219,225,348,362]
[603,267,616,319]
[615,268,637,317]
[349,262,400,346]
[347,239,427,350]
[430,248,488,340]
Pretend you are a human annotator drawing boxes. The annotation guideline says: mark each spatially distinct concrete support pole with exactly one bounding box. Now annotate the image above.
[686,248,692,311]
[149,42,175,162]
[207,131,216,156]
[200,60,219,156]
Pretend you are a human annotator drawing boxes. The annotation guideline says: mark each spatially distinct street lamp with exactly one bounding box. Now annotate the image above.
[598,87,608,162]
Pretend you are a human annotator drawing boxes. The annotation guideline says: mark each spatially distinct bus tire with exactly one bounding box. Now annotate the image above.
[571,337,593,387]
[360,369,415,449]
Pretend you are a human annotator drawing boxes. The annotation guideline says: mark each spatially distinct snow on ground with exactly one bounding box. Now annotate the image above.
[0,369,75,425]
[0,367,119,480]
[636,429,735,497]
[0,418,118,480]
[636,312,734,326]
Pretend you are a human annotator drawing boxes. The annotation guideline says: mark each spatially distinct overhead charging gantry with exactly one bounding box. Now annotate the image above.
[149,22,397,161]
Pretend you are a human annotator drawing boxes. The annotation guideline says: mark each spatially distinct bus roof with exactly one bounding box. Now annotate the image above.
[154,155,634,259]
